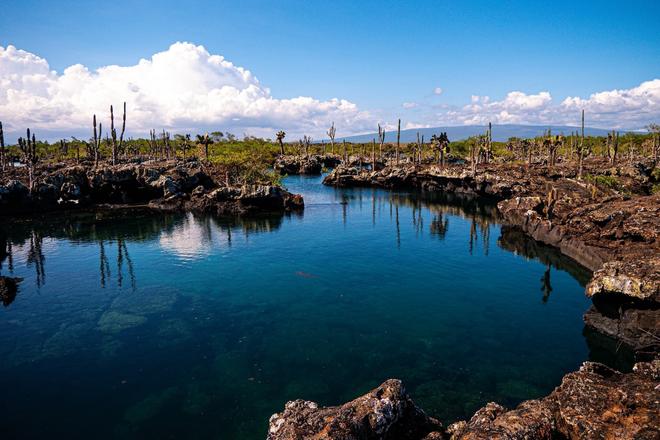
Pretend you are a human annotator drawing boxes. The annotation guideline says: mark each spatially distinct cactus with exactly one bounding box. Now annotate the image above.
[18,128,39,193]
[93,114,102,167]
[377,124,386,162]
[327,123,336,155]
[396,119,401,165]
[196,133,213,161]
[607,130,619,165]
[0,121,5,171]
[578,110,585,179]
[276,130,286,155]
[109,102,126,165]
[544,187,558,219]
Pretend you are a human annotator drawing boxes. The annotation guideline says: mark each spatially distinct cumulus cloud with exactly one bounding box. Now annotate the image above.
[440,81,659,129]
[0,43,372,140]
[1,42,657,140]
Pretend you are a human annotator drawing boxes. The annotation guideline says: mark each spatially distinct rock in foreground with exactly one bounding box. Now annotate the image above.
[269,361,659,439]
[267,379,443,440]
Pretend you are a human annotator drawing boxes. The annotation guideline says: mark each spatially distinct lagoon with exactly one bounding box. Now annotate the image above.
[0,174,594,439]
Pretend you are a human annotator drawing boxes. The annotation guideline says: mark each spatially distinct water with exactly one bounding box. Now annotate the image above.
[0,174,595,439]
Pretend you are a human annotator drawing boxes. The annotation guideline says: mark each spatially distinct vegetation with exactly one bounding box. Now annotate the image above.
[1,104,659,190]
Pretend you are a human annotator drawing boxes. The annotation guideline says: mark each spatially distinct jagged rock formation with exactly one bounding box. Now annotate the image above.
[268,361,660,440]
[267,379,443,440]
[274,155,323,175]
[0,160,304,217]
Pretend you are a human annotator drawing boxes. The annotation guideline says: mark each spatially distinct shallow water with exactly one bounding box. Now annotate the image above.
[0,174,596,439]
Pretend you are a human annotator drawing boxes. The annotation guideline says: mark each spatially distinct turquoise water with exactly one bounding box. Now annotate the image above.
[0,175,594,439]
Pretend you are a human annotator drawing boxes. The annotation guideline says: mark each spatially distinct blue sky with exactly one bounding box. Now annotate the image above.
[1,0,659,138]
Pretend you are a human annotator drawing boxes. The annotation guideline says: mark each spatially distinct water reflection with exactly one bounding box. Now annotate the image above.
[0,210,293,303]
[497,225,592,288]
[0,189,595,308]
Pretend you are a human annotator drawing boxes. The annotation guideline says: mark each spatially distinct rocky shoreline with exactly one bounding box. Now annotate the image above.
[266,160,659,439]
[0,160,304,218]
[268,360,659,440]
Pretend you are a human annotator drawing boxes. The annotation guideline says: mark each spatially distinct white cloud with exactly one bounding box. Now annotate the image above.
[0,43,372,140]
[438,81,660,129]
[404,122,431,130]
[560,79,660,128]
[1,43,658,139]
[433,87,443,95]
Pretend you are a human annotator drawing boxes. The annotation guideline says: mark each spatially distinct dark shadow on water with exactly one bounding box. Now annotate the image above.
[498,225,592,288]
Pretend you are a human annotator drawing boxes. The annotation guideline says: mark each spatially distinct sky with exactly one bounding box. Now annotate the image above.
[1,0,659,140]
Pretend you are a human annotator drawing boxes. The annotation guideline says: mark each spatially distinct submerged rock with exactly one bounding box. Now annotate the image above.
[267,379,443,440]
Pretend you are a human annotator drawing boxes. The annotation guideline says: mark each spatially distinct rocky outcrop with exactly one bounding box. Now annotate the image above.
[149,182,304,215]
[274,156,323,175]
[269,361,660,440]
[0,161,304,217]
[267,379,443,440]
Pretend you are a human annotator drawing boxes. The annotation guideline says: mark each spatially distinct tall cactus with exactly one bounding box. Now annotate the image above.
[327,123,336,156]
[0,121,5,171]
[377,124,386,163]
[93,115,102,167]
[276,130,286,155]
[396,119,401,165]
[578,110,585,179]
[18,128,39,193]
[109,102,126,165]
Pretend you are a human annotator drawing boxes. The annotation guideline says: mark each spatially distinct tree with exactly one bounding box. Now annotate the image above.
[276,130,286,155]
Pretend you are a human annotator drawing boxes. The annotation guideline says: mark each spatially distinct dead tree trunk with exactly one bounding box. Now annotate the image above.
[396,119,401,165]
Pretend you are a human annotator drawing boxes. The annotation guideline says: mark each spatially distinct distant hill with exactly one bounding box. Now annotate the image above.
[338,124,625,143]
